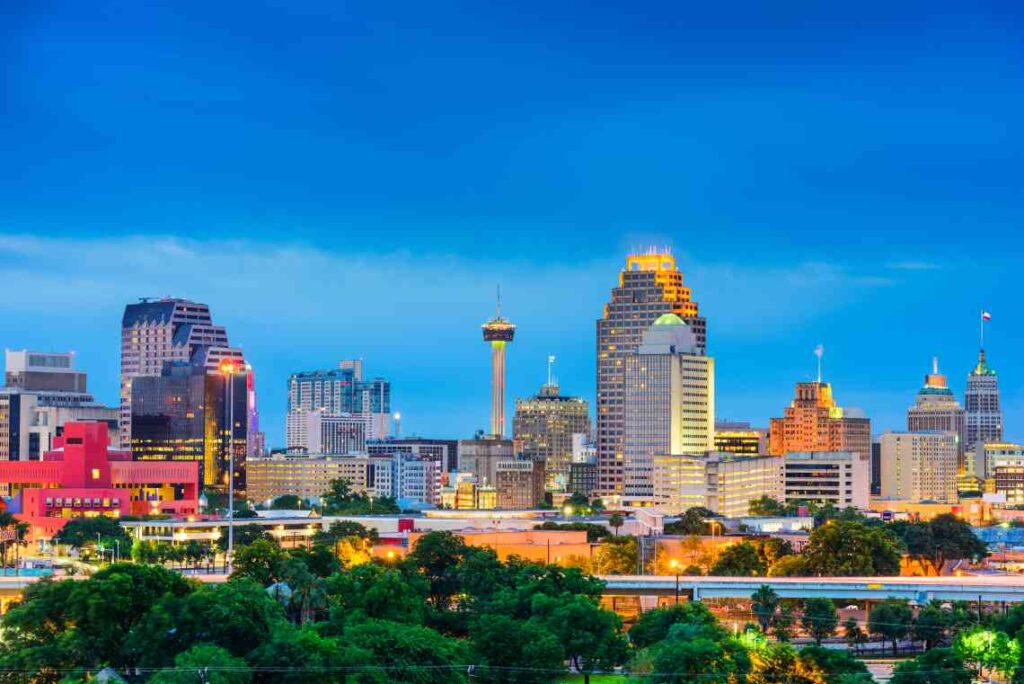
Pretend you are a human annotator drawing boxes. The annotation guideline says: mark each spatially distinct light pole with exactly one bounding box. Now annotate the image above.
[669,559,680,604]
[220,359,249,576]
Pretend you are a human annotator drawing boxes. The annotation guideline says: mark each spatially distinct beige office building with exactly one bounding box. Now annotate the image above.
[653,452,782,517]
[622,314,714,503]
[246,454,393,504]
[879,432,959,503]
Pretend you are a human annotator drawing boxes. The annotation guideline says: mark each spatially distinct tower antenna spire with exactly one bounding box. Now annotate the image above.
[547,354,556,387]
[814,344,824,384]
[496,284,501,317]
[933,356,939,375]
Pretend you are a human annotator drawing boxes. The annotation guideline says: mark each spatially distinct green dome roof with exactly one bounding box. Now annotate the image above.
[653,313,685,326]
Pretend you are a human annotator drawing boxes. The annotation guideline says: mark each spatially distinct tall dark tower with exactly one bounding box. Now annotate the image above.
[482,288,515,437]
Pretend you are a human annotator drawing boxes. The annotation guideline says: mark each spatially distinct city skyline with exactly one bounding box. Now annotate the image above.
[0,242,1017,450]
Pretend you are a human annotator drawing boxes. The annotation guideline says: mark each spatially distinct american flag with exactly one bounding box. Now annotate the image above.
[982,310,992,321]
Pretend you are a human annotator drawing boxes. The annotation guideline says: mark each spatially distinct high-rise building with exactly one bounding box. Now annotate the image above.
[482,294,515,437]
[130,359,247,493]
[769,382,871,464]
[120,298,243,447]
[622,314,714,502]
[458,437,514,486]
[286,364,391,446]
[714,421,768,456]
[0,350,119,461]
[964,350,1002,451]
[495,460,546,509]
[782,451,870,509]
[596,250,706,497]
[878,432,959,503]
[653,452,783,517]
[286,412,369,455]
[513,383,590,490]
[907,358,965,458]
[978,443,1024,506]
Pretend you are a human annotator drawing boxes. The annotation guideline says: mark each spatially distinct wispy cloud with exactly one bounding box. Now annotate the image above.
[884,260,943,271]
[0,234,914,445]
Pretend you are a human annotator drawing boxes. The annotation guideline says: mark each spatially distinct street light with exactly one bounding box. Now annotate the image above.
[219,359,250,576]
[669,559,680,604]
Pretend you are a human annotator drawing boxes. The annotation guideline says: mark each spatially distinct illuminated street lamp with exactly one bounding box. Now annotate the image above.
[669,558,680,604]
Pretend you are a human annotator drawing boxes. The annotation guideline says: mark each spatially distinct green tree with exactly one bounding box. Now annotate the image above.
[595,536,639,575]
[664,507,717,535]
[748,496,787,517]
[748,642,822,684]
[123,578,289,667]
[268,494,304,510]
[649,626,750,684]
[842,617,867,650]
[345,619,468,684]
[629,602,723,649]
[533,594,627,684]
[801,598,838,645]
[312,520,379,547]
[868,599,913,655]
[753,537,794,567]
[953,627,1021,679]
[798,645,872,684]
[767,555,809,577]
[771,604,796,642]
[148,644,252,684]
[217,523,273,551]
[52,516,131,553]
[471,614,565,684]
[708,542,766,577]
[751,585,780,633]
[891,647,974,684]
[230,538,286,585]
[913,601,951,649]
[247,626,374,684]
[406,531,474,610]
[608,513,625,536]
[893,514,988,575]
[803,520,902,576]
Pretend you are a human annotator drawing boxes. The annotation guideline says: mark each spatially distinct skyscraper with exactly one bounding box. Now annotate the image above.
[907,358,965,458]
[596,250,706,497]
[120,298,243,447]
[879,432,959,503]
[512,383,590,490]
[0,350,118,460]
[965,350,1002,451]
[130,359,247,492]
[285,363,391,448]
[622,314,714,501]
[769,381,871,463]
[482,293,515,437]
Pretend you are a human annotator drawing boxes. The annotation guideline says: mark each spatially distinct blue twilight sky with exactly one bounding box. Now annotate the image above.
[1,1,1022,448]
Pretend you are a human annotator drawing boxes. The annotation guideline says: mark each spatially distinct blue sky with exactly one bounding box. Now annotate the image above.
[1,1,1022,447]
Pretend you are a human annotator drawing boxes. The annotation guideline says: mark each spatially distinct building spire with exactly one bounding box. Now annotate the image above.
[933,356,939,375]
[496,284,502,318]
[814,344,824,383]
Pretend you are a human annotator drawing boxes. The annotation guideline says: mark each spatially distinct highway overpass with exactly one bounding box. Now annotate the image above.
[600,574,1024,604]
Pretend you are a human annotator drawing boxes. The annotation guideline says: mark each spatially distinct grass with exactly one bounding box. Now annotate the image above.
[555,675,628,683]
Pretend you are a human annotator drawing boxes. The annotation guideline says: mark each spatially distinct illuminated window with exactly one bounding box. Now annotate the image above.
[92,468,101,480]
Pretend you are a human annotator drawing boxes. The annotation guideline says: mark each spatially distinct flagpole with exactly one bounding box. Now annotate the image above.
[980,310,985,350]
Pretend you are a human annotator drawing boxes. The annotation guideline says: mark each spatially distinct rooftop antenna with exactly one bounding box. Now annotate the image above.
[496,284,502,317]
[547,354,556,386]
[933,356,939,375]
[814,344,824,383]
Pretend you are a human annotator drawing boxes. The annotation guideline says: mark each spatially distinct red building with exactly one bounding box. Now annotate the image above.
[0,421,200,540]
